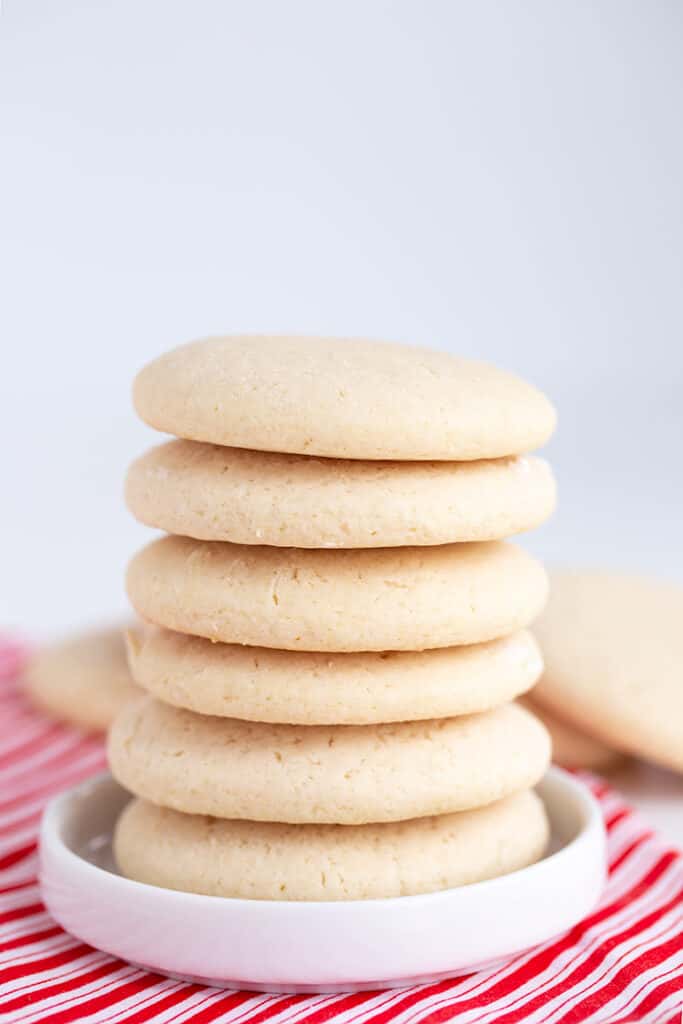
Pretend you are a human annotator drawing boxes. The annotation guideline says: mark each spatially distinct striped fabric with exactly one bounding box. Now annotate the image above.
[0,638,681,1024]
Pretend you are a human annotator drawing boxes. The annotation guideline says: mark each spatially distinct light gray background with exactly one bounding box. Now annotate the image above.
[2,0,682,639]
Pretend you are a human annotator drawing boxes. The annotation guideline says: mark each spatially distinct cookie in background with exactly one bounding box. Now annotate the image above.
[24,625,139,732]
[521,698,624,772]
[533,570,683,774]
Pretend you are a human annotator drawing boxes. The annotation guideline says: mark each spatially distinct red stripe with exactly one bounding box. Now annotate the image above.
[346,978,467,1024]
[0,640,680,1023]
[487,888,683,1024]
[0,924,62,955]
[0,807,45,839]
[0,751,105,816]
[537,882,682,1024]
[609,831,655,873]
[0,957,123,1012]
[241,992,347,1024]
[605,807,632,832]
[575,961,683,1024]
[0,943,94,984]
[553,930,683,1024]
[14,965,149,1022]
[105,982,206,1024]
[0,841,37,871]
[0,900,44,925]
[0,737,103,790]
[33,971,164,1023]
[0,723,68,770]
[128,989,254,1024]
[457,867,681,1024]
[290,991,389,1024]
[0,878,37,896]
[615,968,683,1023]
[371,851,679,1024]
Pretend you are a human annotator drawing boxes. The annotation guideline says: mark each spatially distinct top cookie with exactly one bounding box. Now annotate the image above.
[533,570,683,772]
[133,336,556,460]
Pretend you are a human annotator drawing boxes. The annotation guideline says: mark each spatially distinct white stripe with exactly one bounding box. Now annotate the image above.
[482,903,683,1024]
[0,747,106,819]
[440,857,680,1024]
[75,980,256,1024]
[0,933,79,973]
[381,901,681,1024]
[0,860,40,890]
[0,950,110,1001]
[0,734,100,783]
[571,927,683,1024]
[0,721,61,760]
[90,981,244,1024]
[0,749,107,827]
[466,856,683,1024]
[0,887,42,912]
[527,909,683,1024]
[11,964,149,1023]
[389,823,660,1023]
[585,957,683,1024]
[646,983,683,1024]
[383,838,679,1024]
[0,736,91,783]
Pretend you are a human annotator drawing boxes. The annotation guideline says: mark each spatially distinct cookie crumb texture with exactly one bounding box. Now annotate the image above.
[114,790,549,900]
[108,697,551,824]
[126,536,549,652]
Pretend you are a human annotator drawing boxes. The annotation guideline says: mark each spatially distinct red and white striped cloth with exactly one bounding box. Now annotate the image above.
[0,637,681,1024]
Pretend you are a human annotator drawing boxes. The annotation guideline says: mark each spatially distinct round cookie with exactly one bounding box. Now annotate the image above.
[521,698,622,772]
[25,626,139,731]
[534,570,683,772]
[114,790,549,901]
[126,441,556,548]
[108,697,551,824]
[126,536,548,652]
[133,336,556,461]
[127,626,543,725]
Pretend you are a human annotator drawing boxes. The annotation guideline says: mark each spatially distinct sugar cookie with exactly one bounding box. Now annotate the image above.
[127,626,542,724]
[25,626,138,731]
[125,441,556,547]
[534,570,683,772]
[114,790,548,900]
[108,697,551,824]
[126,536,548,652]
[133,336,556,460]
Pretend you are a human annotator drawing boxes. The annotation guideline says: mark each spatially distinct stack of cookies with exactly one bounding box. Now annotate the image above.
[110,335,557,901]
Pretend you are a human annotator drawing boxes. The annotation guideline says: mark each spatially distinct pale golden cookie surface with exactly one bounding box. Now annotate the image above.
[521,698,622,771]
[128,626,543,724]
[114,790,549,901]
[25,626,138,731]
[534,570,683,772]
[133,335,556,460]
[108,697,551,824]
[126,536,548,652]
[125,441,556,547]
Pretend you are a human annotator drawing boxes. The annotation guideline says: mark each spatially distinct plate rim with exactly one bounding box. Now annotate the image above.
[39,764,606,911]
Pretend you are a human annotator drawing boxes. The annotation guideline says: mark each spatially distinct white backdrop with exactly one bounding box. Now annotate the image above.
[1,0,682,639]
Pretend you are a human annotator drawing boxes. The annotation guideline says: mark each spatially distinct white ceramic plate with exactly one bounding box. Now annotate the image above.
[39,768,606,993]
